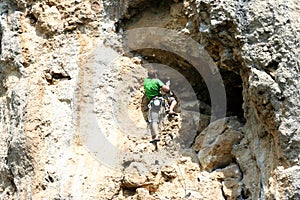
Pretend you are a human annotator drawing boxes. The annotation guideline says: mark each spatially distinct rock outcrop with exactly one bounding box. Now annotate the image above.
[195,117,244,171]
[0,0,299,199]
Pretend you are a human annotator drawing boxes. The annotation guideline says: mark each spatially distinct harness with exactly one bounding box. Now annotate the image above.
[147,96,168,123]
[148,96,164,108]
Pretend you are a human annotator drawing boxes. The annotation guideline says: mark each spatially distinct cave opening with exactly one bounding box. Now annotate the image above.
[113,0,245,122]
[131,48,245,120]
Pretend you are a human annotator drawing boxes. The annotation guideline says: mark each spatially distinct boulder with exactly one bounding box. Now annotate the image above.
[215,164,242,200]
[122,162,148,188]
[195,117,244,171]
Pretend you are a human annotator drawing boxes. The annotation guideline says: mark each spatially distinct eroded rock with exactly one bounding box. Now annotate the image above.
[195,117,244,171]
[36,5,63,34]
[0,0,299,199]
[122,162,149,189]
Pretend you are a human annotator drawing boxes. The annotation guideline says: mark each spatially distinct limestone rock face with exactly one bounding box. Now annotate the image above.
[122,162,149,189]
[187,0,300,198]
[0,0,299,199]
[35,5,63,34]
[195,117,244,171]
[216,164,243,200]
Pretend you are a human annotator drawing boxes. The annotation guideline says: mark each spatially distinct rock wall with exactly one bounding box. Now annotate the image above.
[187,0,300,198]
[0,0,299,199]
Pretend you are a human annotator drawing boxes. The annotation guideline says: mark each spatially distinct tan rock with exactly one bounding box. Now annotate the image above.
[161,165,177,181]
[136,188,154,200]
[122,162,148,188]
[215,164,242,199]
[195,117,244,171]
[36,5,63,34]
[197,171,224,200]
[1,0,300,199]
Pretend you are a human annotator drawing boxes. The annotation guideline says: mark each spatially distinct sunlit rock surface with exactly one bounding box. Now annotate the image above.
[0,0,299,199]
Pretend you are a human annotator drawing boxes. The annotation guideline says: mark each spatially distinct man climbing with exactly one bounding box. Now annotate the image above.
[144,69,177,142]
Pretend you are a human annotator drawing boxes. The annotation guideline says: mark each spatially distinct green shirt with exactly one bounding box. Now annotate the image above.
[144,78,165,100]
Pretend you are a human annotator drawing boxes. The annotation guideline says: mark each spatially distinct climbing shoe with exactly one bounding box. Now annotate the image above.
[150,138,160,143]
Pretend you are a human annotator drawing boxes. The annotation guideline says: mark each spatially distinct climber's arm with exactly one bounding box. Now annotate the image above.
[161,80,170,92]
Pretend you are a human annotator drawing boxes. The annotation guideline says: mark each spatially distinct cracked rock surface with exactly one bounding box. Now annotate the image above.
[0,0,299,199]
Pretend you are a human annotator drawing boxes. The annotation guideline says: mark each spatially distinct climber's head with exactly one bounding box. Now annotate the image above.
[148,69,158,79]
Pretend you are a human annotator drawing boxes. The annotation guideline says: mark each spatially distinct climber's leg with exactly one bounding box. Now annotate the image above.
[151,121,159,139]
[168,97,177,115]
[169,99,177,113]
[149,108,160,141]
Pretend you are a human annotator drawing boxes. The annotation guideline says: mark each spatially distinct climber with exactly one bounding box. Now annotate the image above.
[144,69,177,143]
